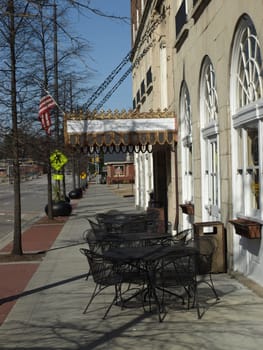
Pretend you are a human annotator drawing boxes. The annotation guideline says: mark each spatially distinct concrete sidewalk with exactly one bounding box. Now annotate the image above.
[0,184,263,349]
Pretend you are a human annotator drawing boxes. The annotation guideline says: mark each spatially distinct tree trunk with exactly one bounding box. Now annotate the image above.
[9,0,22,255]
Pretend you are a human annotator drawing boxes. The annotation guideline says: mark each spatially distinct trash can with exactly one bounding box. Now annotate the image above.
[193,221,226,273]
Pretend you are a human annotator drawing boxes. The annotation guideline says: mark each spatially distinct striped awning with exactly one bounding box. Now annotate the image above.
[64,110,177,153]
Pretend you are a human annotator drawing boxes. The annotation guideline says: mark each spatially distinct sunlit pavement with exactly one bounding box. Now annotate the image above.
[0,184,263,350]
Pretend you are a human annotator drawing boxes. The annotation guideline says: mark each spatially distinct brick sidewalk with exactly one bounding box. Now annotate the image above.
[0,216,68,325]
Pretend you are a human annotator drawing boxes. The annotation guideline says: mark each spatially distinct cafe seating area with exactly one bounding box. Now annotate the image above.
[80,210,220,322]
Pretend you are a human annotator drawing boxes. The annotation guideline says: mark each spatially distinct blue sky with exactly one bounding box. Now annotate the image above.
[71,0,132,112]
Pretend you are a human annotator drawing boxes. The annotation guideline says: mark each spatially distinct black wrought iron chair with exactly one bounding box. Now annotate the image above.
[161,229,192,247]
[174,228,193,242]
[85,224,114,253]
[193,236,219,300]
[80,248,147,318]
[80,248,123,319]
[156,248,199,318]
[120,218,148,234]
[95,212,127,234]
[88,218,107,236]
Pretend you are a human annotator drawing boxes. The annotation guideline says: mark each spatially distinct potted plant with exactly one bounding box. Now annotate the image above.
[180,202,194,215]
[229,218,261,239]
[68,187,83,199]
[45,183,72,217]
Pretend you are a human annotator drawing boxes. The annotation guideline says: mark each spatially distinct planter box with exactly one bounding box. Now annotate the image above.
[229,219,261,239]
[180,203,194,215]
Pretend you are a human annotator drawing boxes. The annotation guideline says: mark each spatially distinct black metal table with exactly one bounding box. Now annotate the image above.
[89,231,173,248]
[103,244,197,321]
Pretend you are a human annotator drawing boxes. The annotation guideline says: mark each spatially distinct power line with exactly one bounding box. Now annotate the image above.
[94,42,153,111]
[82,51,131,110]
[83,12,165,111]
[95,65,132,111]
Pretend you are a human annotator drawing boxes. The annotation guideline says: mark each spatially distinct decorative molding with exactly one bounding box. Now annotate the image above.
[201,120,219,138]
[191,0,211,22]
[232,99,263,128]
[65,109,176,120]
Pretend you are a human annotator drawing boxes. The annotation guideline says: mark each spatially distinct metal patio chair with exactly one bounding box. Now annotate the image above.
[156,247,199,318]
[80,248,123,319]
[80,248,146,318]
[193,236,220,300]
[161,229,192,247]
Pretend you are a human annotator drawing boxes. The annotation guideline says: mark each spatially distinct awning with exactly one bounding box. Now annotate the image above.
[64,110,177,153]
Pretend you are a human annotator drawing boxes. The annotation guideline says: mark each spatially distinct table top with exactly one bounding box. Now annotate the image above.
[103,244,197,263]
[90,231,171,242]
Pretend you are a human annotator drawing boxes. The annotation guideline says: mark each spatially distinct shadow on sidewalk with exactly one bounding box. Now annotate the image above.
[0,273,87,306]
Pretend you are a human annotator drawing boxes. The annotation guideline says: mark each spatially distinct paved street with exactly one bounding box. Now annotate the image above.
[0,175,73,242]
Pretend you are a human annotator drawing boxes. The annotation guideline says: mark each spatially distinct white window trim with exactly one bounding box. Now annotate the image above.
[179,82,193,210]
[230,16,263,222]
[200,57,220,221]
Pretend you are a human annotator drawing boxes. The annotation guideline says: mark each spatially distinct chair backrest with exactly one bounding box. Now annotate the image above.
[88,219,107,236]
[159,251,196,287]
[84,229,100,251]
[174,228,192,242]
[95,213,106,224]
[121,218,148,234]
[80,248,120,286]
[194,236,215,275]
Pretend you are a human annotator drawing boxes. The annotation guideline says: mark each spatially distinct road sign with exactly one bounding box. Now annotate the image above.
[50,150,68,171]
[52,174,64,181]
[80,172,87,179]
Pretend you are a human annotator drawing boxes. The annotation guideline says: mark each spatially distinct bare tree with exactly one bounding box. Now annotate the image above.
[0,0,92,254]
[0,0,128,255]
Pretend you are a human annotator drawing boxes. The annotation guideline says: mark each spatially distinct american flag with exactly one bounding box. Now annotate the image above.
[38,94,56,135]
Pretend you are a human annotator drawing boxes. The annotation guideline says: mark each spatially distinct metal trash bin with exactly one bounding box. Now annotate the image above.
[193,221,226,273]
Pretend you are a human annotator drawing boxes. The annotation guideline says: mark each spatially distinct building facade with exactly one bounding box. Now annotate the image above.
[131,0,263,287]
[105,161,135,185]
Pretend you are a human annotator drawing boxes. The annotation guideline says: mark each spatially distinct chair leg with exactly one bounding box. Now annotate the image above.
[85,270,90,281]
[83,284,100,314]
[198,274,220,300]
[102,284,121,320]
[194,284,201,319]
[208,274,220,300]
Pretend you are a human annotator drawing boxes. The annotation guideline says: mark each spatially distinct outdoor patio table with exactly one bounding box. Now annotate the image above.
[87,229,174,249]
[103,244,197,321]
[105,231,172,246]
[99,213,147,234]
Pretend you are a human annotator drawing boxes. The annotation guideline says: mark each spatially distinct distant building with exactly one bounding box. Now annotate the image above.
[104,153,134,185]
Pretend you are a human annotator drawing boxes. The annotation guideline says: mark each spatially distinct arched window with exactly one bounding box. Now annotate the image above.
[236,20,262,108]
[230,15,263,219]
[200,56,220,221]
[202,59,218,125]
[180,82,192,140]
[180,82,193,207]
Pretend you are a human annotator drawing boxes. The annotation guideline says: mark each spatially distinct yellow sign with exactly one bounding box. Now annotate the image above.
[52,174,64,181]
[80,172,87,179]
[50,150,68,171]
